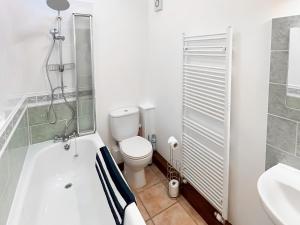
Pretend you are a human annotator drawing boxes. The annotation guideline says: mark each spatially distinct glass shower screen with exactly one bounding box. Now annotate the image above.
[73,14,96,135]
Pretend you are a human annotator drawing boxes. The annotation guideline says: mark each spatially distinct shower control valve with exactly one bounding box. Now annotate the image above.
[50,28,59,36]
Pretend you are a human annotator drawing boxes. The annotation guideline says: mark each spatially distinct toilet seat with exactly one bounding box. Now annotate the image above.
[120,136,152,160]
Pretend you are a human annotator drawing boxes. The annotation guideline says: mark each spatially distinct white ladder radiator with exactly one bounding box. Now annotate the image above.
[181,27,233,221]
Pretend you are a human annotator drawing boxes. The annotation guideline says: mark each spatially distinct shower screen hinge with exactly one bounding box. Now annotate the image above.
[47,63,75,72]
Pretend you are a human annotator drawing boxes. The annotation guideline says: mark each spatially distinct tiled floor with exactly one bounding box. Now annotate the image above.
[131,164,208,225]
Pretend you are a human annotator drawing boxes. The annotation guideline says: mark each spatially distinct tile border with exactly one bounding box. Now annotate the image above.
[0,92,77,155]
[27,91,76,107]
[0,97,27,154]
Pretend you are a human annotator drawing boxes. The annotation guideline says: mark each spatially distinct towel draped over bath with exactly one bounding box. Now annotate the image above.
[95,146,136,225]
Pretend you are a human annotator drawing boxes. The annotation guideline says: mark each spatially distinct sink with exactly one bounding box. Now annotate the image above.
[257,163,300,225]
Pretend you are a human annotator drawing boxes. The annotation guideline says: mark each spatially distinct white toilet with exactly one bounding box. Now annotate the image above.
[110,107,153,188]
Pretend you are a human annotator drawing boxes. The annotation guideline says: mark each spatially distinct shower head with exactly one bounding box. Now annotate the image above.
[47,0,70,11]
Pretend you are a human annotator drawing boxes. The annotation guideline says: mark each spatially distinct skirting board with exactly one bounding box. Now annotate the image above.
[118,162,124,171]
[152,151,232,225]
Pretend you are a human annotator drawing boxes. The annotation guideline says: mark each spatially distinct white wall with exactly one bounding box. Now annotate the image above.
[1,0,300,224]
[143,0,300,224]
[0,0,94,122]
[0,0,148,150]
[93,0,148,150]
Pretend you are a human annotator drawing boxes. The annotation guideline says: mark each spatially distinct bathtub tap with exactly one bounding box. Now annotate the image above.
[54,131,78,143]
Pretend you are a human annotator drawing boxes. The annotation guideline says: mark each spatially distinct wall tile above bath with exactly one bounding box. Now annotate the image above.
[28,102,76,126]
[28,101,77,144]
[30,120,67,144]
[0,133,5,153]
[0,109,29,225]
[0,92,95,225]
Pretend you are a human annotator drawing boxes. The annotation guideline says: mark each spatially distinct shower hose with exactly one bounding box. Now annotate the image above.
[45,39,76,136]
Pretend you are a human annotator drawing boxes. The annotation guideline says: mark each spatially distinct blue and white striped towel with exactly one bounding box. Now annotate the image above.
[95,146,136,225]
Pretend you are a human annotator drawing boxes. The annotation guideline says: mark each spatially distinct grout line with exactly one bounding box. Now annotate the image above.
[268,113,299,123]
[26,108,31,146]
[136,185,152,220]
[135,181,159,194]
[135,168,161,221]
[177,198,202,225]
[150,199,178,220]
[271,49,288,52]
[296,122,299,155]
[29,119,67,128]
[145,163,205,224]
[136,169,177,221]
[267,143,300,158]
[269,82,286,86]
[141,164,202,225]
[136,195,151,221]
[29,126,33,145]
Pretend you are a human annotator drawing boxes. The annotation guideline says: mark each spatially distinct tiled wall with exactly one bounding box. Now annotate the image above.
[0,95,78,225]
[0,93,95,224]
[266,15,300,170]
[28,102,77,144]
[0,102,29,225]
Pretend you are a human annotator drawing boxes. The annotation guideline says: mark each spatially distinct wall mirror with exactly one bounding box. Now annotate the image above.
[286,27,300,109]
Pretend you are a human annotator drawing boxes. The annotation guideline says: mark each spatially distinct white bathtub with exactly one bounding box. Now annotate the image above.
[7,133,145,225]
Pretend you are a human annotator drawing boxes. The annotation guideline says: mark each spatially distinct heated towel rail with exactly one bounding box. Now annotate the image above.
[181,27,233,221]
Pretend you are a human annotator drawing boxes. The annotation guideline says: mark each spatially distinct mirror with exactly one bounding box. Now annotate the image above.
[286,27,300,109]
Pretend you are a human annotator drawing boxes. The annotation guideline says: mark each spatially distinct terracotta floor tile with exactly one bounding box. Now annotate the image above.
[134,166,160,193]
[149,164,161,174]
[161,178,169,189]
[136,196,150,221]
[133,164,206,225]
[178,196,208,225]
[138,183,176,217]
[150,164,166,181]
[146,220,154,225]
[152,203,197,225]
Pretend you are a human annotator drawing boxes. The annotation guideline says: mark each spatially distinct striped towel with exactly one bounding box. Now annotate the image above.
[95,146,136,225]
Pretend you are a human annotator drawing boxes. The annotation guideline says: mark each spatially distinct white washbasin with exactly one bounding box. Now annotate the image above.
[257,163,300,225]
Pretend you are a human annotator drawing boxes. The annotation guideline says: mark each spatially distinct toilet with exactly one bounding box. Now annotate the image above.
[110,107,153,188]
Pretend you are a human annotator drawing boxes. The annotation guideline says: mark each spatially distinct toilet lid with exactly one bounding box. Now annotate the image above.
[120,136,152,159]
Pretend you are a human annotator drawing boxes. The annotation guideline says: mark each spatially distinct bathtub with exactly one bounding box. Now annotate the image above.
[6,133,145,225]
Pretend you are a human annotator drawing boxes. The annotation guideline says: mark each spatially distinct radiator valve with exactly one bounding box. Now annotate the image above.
[214,212,225,224]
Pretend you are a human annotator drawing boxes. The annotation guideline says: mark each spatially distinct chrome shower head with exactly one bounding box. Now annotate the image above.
[47,0,70,11]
